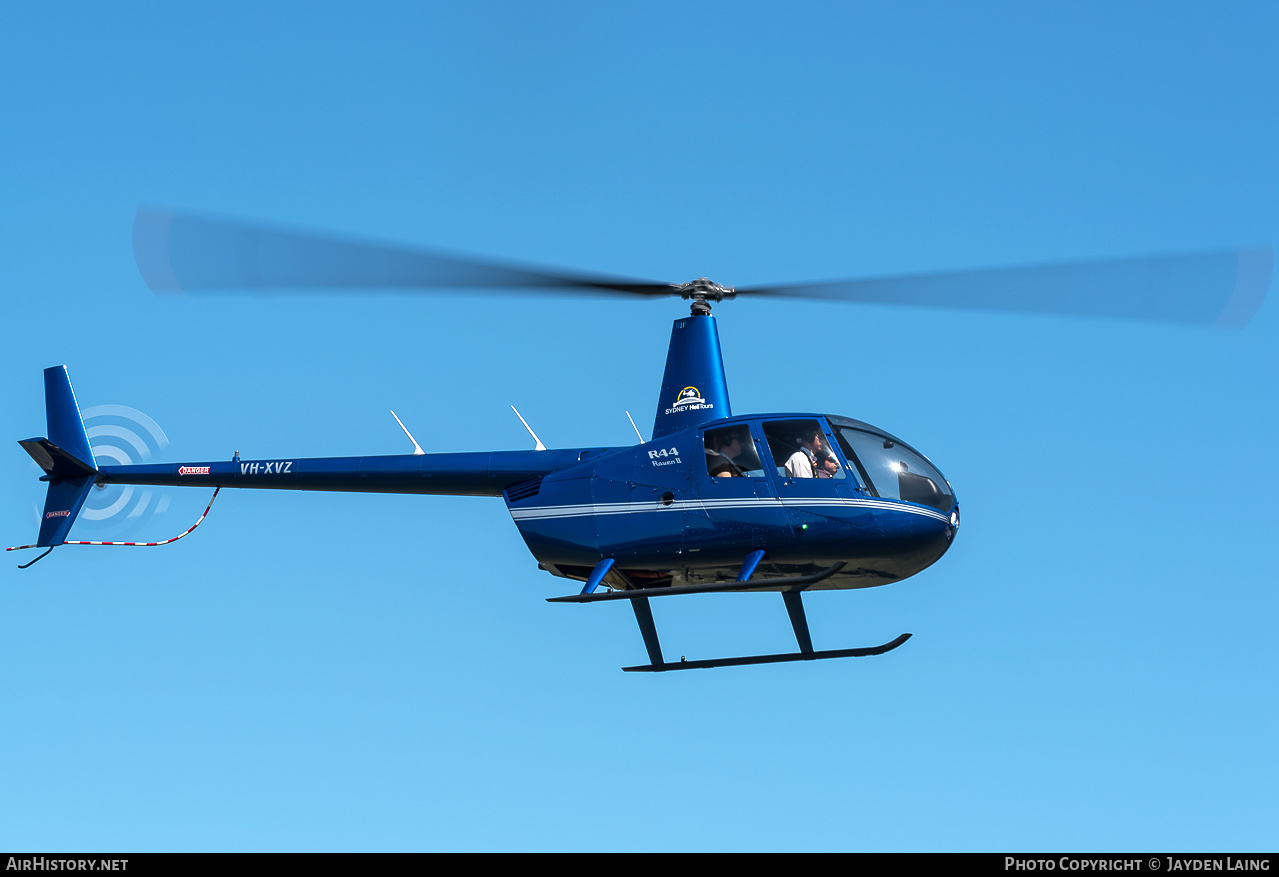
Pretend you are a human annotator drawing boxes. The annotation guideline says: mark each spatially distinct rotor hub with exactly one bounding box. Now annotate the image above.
[674,278,736,315]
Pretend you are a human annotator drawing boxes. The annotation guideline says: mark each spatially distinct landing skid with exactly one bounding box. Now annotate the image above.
[623,634,912,673]
[549,554,912,672]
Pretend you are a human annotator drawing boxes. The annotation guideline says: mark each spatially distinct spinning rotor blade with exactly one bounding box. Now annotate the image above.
[133,206,675,297]
[135,205,1272,326]
[739,249,1273,327]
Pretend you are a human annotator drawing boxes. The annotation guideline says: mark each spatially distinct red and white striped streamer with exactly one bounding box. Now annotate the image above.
[7,488,220,552]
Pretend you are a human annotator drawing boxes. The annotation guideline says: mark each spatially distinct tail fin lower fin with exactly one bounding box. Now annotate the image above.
[35,475,97,547]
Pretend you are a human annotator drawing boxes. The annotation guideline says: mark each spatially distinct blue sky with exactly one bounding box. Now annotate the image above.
[2,2,1276,851]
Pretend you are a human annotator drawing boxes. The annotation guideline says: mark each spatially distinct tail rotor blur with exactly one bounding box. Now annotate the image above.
[77,405,172,535]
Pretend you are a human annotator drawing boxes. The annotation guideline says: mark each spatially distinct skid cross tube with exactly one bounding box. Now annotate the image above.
[631,597,664,667]
[549,559,909,671]
[782,591,815,654]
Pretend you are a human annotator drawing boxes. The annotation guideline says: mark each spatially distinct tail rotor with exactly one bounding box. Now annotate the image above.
[79,404,171,530]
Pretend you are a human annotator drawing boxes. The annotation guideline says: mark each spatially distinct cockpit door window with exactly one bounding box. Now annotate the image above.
[760,419,847,481]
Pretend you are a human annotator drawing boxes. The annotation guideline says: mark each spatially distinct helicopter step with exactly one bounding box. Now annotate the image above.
[548,555,912,672]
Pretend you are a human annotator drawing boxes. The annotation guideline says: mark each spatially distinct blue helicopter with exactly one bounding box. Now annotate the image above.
[12,209,1273,671]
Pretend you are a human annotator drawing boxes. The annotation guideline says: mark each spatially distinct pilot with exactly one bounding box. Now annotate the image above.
[784,428,826,479]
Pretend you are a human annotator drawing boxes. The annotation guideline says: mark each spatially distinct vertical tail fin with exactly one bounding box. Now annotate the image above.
[44,366,96,470]
[19,367,100,547]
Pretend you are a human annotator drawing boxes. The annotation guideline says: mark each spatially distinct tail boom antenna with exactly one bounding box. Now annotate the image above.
[390,410,426,455]
[511,406,547,451]
[625,411,646,444]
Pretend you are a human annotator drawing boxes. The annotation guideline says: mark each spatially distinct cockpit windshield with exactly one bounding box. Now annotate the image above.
[827,415,954,512]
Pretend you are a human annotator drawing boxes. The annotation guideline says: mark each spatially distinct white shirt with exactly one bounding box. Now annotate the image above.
[784,448,815,479]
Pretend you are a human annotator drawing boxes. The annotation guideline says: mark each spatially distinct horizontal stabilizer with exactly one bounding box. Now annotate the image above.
[19,438,98,478]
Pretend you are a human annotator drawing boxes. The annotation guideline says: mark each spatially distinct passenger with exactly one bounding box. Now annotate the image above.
[783,427,826,479]
[705,427,749,478]
[708,458,738,478]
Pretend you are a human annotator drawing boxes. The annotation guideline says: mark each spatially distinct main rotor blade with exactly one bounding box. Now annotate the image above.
[133,206,675,297]
[740,249,1273,327]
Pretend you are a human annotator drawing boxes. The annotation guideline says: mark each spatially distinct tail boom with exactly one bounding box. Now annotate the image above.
[96,447,617,497]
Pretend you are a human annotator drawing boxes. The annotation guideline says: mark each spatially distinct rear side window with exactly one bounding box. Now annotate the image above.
[703,424,765,478]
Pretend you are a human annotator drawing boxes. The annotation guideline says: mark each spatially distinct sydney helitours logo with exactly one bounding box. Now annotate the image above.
[672,387,704,408]
[665,386,715,416]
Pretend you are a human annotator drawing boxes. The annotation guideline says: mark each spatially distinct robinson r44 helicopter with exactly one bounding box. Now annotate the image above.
[11,208,1273,671]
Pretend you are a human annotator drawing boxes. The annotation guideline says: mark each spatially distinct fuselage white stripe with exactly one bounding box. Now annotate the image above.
[508,496,950,523]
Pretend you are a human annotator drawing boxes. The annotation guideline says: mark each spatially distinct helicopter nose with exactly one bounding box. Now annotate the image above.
[878,507,957,579]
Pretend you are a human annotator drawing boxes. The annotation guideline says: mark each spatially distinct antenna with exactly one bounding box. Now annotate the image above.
[625,411,646,443]
[389,410,425,455]
[511,406,547,451]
